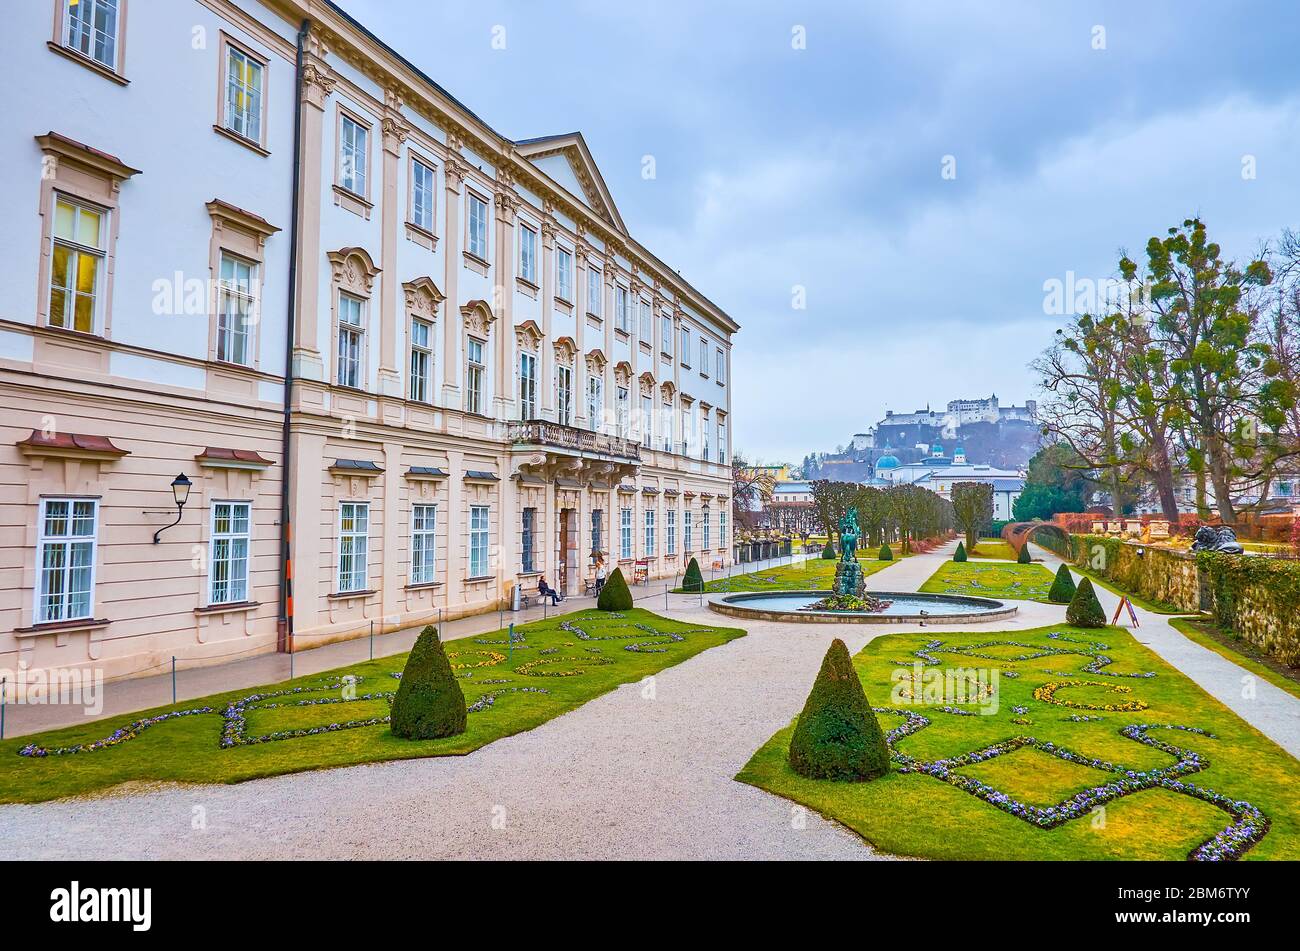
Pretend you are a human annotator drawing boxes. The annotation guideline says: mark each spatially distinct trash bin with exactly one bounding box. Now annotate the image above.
[510,584,522,612]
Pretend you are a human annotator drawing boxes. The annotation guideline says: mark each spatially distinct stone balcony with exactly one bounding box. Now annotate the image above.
[507,420,641,484]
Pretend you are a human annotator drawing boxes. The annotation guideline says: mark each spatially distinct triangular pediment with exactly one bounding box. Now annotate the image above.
[514,132,627,235]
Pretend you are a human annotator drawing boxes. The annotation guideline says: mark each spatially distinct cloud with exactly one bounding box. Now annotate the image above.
[335,0,1300,464]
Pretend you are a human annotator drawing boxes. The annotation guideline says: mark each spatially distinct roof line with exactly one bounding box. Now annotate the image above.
[318,1,739,336]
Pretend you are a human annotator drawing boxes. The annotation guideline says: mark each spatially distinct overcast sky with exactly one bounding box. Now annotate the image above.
[337,0,1300,464]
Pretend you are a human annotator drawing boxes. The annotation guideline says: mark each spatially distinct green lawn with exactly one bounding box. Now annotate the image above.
[0,608,743,803]
[678,552,902,593]
[968,540,1017,561]
[920,560,1056,601]
[737,623,1299,860]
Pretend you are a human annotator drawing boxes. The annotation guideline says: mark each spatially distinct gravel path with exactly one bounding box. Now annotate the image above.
[4,541,1295,859]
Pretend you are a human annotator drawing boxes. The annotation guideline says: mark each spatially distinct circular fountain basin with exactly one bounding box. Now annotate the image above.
[708,590,1017,624]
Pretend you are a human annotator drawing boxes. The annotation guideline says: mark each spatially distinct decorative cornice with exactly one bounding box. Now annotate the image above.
[35,132,140,190]
[206,199,281,248]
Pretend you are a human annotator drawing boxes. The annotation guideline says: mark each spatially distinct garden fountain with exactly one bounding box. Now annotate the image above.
[708,510,1018,625]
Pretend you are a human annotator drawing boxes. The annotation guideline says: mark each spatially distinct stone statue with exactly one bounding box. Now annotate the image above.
[1190,525,1245,555]
[838,509,860,563]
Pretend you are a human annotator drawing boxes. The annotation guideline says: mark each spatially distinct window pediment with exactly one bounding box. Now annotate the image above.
[461,299,497,336]
[328,247,380,295]
[403,276,444,317]
[515,319,544,353]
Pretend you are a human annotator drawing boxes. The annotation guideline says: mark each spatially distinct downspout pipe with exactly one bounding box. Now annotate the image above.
[278,19,311,653]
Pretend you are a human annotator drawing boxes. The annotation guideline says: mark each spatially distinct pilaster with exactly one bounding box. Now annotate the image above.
[377,90,410,398]
[292,42,335,381]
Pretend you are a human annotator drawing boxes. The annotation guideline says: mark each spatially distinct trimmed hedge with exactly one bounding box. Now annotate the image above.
[953,541,967,562]
[1065,531,1300,666]
[878,543,893,561]
[1066,577,1107,628]
[390,626,467,740]
[1047,563,1077,604]
[682,556,704,592]
[821,542,836,560]
[597,566,633,610]
[788,638,889,781]
[1197,551,1300,667]
[1017,543,1032,564]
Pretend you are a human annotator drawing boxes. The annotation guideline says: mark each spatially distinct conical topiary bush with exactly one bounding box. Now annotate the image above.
[682,556,704,592]
[788,638,890,781]
[1066,576,1107,628]
[954,541,967,562]
[597,565,633,610]
[390,626,467,740]
[1048,563,1077,604]
[1017,543,1033,564]
[878,543,893,561]
[821,542,836,560]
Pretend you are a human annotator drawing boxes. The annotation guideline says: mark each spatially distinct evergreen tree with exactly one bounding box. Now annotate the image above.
[788,639,890,781]
[1066,577,1107,627]
[1048,563,1077,603]
[598,566,634,610]
[682,556,704,592]
[390,626,467,740]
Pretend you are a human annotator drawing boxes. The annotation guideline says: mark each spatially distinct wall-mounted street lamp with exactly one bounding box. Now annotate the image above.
[153,473,193,544]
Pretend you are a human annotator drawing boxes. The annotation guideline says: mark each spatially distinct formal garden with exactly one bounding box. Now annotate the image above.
[738,622,1299,860]
[0,602,742,803]
[920,558,1056,601]
[675,547,903,594]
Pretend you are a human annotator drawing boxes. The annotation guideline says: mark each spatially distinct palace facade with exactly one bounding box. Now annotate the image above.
[0,0,737,681]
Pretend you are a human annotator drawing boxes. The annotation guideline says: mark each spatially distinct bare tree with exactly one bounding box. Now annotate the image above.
[951,482,993,549]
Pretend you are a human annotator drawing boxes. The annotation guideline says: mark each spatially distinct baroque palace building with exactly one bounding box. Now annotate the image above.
[0,0,737,681]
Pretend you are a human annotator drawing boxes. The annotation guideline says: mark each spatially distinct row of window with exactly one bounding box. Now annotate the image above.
[49,0,730,442]
[35,497,255,623]
[35,491,729,623]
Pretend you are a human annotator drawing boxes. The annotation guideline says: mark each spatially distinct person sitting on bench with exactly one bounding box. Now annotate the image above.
[538,575,562,606]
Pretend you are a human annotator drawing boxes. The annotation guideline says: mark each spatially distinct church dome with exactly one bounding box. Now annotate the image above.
[876,455,900,469]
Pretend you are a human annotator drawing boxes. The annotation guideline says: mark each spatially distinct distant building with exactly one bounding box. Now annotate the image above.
[872,460,1025,520]
[880,394,1037,441]
[740,463,790,483]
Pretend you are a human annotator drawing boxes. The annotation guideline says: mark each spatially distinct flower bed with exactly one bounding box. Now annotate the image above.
[737,623,1296,861]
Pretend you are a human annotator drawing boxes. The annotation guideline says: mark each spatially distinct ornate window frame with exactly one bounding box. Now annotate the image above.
[34,133,140,340]
[327,247,380,391]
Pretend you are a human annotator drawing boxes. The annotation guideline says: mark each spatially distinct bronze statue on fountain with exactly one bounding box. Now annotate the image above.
[799,509,891,613]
